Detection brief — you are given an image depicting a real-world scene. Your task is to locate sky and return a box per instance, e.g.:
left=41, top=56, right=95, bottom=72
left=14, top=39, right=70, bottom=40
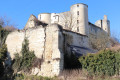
left=0, top=0, right=120, bottom=39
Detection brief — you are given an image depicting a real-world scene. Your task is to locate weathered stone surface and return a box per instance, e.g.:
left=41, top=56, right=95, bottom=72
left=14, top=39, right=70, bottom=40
left=24, top=15, right=37, bottom=29
left=44, top=26, right=53, bottom=61
left=6, top=31, right=25, bottom=59
left=63, top=30, right=89, bottom=55
left=26, top=27, right=45, bottom=58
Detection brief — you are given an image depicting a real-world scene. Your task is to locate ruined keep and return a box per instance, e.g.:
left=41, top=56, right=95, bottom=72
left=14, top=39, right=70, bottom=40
left=6, top=3, right=110, bottom=77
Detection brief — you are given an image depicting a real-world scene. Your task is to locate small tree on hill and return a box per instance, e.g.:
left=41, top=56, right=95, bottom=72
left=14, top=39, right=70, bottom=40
left=59, top=12, right=77, bottom=31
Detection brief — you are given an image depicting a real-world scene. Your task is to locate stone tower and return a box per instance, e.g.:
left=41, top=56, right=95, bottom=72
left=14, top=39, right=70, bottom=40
left=70, top=3, right=89, bottom=36
left=38, top=13, right=51, bottom=24
left=102, top=15, right=110, bottom=36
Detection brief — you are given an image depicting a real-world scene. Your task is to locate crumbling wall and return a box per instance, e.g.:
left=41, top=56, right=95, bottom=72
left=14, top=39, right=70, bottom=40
left=6, top=24, right=64, bottom=77
left=63, top=30, right=89, bottom=55
left=6, top=31, right=25, bottom=59
left=5, top=22, right=110, bottom=77
left=39, top=24, right=64, bottom=76
left=26, top=27, right=45, bottom=58
left=6, top=26, right=45, bottom=59
left=24, top=15, right=38, bottom=29
left=89, top=23, right=110, bottom=50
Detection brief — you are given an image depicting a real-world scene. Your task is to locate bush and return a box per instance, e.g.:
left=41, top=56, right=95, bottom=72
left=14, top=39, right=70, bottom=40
left=0, top=25, right=11, bottom=79
left=12, top=38, right=36, bottom=73
left=79, top=49, right=120, bottom=76
left=0, top=25, right=10, bottom=48
left=0, top=44, right=7, bottom=78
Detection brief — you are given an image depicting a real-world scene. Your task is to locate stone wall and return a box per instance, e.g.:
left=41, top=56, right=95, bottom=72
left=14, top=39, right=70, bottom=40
left=25, top=15, right=38, bottom=29
left=89, top=22, right=110, bottom=49
left=6, top=24, right=64, bottom=77
left=63, top=29, right=89, bottom=55
left=6, top=30, right=25, bottom=59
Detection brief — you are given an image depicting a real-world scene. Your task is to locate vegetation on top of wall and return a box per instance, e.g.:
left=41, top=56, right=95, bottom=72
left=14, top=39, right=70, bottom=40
left=0, top=16, right=17, bottom=31
left=79, top=49, right=120, bottom=76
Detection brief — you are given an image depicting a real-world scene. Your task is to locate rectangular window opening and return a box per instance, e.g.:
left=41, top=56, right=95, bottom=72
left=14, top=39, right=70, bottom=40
left=77, top=11, right=79, bottom=15
left=40, top=15, right=41, bottom=20
left=77, top=27, right=79, bottom=32
left=77, top=20, right=79, bottom=24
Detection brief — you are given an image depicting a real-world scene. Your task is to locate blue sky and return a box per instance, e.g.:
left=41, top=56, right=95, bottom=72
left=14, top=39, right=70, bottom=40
left=0, top=0, right=120, bottom=38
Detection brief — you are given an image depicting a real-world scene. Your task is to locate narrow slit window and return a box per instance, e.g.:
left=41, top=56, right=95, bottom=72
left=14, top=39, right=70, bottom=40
left=77, top=27, right=79, bottom=32
left=40, top=15, right=41, bottom=20
left=65, top=22, right=67, bottom=27
left=57, top=15, right=59, bottom=22
left=77, top=11, right=79, bottom=15
left=77, top=20, right=79, bottom=24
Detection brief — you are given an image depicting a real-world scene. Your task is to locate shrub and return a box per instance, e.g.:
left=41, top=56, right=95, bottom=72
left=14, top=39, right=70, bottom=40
left=0, top=25, right=11, bottom=79
left=0, top=44, right=7, bottom=78
left=79, top=49, right=120, bottom=76
left=12, top=38, right=36, bottom=73
left=0, top=44, right=7, bottom=60
left=0, top=25, right=10, bottom=47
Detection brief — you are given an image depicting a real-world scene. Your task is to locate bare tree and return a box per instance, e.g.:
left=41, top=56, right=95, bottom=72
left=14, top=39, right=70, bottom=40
left=0, top=16, right=17, bottom=31
left=0, top=17, right=5, bottom=26
left=59, top=12, right=77, bottom=31
left=89, top=31, right=110, bottom=50
left=0, top=16, right=17, bottom=47
left=4, top=25, right=17, bottom=31
left=110, top=31, right=120, bottom=46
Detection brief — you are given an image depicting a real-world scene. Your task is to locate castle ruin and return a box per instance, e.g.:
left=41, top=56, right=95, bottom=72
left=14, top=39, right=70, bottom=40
left=6, top=3, right=110, bottom=77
